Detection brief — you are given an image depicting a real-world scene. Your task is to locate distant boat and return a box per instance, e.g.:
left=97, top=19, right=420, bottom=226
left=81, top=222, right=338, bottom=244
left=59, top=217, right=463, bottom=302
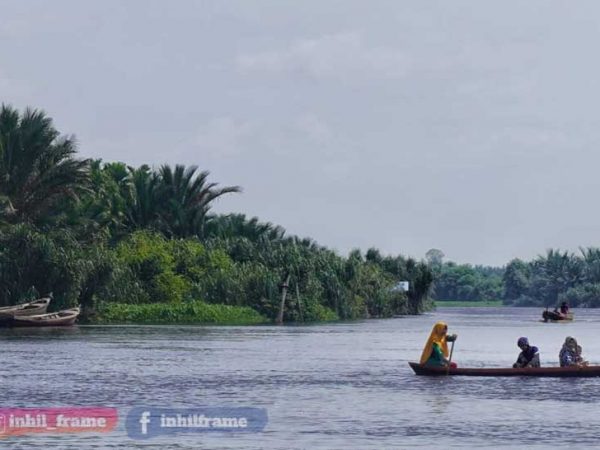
left=409, top=362, right=600, bottom=377
left=8, top=307, right=80, bottom=327
left=0, top=298, right=51, bottom=318
left=542, top=310, right=574, bottom=322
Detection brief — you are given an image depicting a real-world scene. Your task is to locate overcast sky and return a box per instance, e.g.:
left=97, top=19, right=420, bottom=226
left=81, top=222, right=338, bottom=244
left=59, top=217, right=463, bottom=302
left=2, top=1, right=600, bottom=266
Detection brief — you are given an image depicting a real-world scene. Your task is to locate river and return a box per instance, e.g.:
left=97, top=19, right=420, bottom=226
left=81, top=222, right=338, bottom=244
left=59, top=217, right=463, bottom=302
left=2, top=307, right=600, bottom=449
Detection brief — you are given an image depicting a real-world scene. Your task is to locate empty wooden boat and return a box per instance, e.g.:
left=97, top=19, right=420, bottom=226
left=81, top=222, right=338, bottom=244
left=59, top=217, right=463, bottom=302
left=9, top=307, right=80, bottom=327
left=409, top=362, right=600, bottom=377
left=0, top=298, right=51, bottom=318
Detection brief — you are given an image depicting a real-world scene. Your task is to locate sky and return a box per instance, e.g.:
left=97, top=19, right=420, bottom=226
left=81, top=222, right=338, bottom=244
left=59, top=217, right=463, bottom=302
left=1, top=0, right=600, bottom=266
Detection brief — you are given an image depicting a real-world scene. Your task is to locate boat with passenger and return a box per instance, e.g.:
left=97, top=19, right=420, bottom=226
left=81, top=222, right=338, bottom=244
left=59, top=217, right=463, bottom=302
left=409, top=362, right=600, bottom=377
left=542, top=301, right=573, bottom=322
left=542, top=310, right=574, bottom=322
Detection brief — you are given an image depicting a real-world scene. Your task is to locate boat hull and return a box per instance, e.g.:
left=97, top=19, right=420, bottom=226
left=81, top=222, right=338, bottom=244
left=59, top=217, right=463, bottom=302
left=0, top=298, right=51, bottom=318
left=542, top=311, right=574, bottom=322
left=408, top=362, right=600, bottom=377
left=8, top=307, right=80, bottom=327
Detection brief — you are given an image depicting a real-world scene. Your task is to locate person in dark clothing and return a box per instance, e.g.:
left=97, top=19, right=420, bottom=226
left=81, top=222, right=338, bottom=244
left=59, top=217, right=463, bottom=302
left=560, top=302, right=569, bottom=315
left=513, top=337, right=540, bottom=368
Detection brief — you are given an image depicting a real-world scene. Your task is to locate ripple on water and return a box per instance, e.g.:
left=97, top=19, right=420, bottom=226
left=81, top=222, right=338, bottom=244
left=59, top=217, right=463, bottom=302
left=2, top=307, right=600, bottom=448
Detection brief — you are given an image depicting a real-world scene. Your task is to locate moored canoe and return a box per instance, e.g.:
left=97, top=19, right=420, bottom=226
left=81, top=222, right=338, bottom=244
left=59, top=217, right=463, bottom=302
left=8, top=307, right=80, bottom=327
left=408, top=362, right=600, bottom=377
left=0, top=298, right=51, bottom=318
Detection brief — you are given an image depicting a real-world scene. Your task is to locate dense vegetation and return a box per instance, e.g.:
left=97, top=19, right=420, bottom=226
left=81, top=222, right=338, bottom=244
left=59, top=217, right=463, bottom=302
left=502, top=249, right=600, bottom=307
left=0, top=105, right=434, bottom=323
left=430, top=248, right=600, bottom=308
left=431, top=262, right=503, bottom=302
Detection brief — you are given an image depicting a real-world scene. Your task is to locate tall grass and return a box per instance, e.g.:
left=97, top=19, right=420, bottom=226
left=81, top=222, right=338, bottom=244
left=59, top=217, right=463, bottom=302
left=94, top=301, right=267, bottom=325
left=434, top=300, right=503, bottom=307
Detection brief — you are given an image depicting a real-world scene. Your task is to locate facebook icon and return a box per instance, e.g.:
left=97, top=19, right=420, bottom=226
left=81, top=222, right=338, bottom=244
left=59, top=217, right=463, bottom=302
left=139, top=411, right=151, bottom=436
left=126, top=407, right=268, bottom=440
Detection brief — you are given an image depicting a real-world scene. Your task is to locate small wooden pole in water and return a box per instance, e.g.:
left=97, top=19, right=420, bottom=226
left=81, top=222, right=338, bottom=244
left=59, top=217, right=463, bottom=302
left=446, top=340, right=455, bottom=375
left=295, top=280, right=303, bottom=322
left=276, top=274, right=290, bottom=325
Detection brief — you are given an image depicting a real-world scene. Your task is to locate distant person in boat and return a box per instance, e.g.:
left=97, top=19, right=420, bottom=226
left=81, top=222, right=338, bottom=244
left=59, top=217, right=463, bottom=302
left=559, top=336, right=588, bottom=367
left=513, top=337, right=540, bottom=368
left=420, top=321, right=457, bottom=367
left=560, top=302, right=569, bottom=315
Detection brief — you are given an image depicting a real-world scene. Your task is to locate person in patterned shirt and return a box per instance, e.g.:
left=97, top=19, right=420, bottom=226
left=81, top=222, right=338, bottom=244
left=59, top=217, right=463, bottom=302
left=560, top=336, right=587, bottom=367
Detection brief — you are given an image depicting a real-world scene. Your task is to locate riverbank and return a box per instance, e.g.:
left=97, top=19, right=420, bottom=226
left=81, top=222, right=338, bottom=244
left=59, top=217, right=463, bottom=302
left=91, top=301, right=268, bottom=325
left=434, top=300, right=503, bottom=307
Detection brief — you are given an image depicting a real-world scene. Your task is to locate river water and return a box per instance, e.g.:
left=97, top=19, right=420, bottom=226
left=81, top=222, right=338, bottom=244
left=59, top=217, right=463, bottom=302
left=2, top=306, right=600, bottom=449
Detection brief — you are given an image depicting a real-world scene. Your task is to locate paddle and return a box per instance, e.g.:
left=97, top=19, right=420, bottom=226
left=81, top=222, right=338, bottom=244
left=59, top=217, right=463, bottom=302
left=446, top=339, right=455, bottom=375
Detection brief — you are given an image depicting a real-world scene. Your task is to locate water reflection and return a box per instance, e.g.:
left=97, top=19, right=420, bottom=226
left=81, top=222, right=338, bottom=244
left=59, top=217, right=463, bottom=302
left=2, top=307, right=600, bottom=448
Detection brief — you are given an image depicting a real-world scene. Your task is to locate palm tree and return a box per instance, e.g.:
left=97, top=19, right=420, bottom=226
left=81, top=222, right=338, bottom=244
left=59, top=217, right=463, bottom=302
left=580, top=247, right=600, bottom=283
left=204, top=213, right=285, bottom=241
left=0, top=105, right=90, bottom=225
left=533, top=249, right=582, bottom=306
left=123, top=165, right=161, bottom=231
left=157, top=164, right=241, bottom=238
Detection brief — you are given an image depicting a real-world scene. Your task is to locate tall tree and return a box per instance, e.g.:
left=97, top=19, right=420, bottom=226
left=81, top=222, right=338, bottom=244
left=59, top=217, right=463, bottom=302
left=123, top=164, right=161, bottom=231
left=425, top=248, right=445, bottom=268
left=0, top=105, right=90, bottom=225
left=204, top=213, right=285, bottom=242
left=157, top=164, right=240, bottom=238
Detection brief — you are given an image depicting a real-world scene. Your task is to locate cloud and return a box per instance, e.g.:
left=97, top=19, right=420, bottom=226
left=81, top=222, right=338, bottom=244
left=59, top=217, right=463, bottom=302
left=236, top=32, right=410, bottom=82
left=0, top=10, right=65, bottom=39
left=0, top=70, right=11, bottom=92
left=0, top=68, right=30, bottom=98
left=195, top=117, right=258, bottom=157
left=293, top=113, right=334, bottom=145
left=195, top=114, right=339, bottom=157
left=191, top=113, right=359, bottom=180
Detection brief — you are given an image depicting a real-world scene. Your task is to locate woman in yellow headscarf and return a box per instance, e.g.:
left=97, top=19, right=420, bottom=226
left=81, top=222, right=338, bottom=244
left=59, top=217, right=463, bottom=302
left=419, top=321, right=458, bottom=366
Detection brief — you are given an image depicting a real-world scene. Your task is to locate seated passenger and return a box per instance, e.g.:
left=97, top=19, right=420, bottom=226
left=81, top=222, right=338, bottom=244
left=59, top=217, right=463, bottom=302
left=576, top=344, right=588, bottom=367
left=419, top=321, right=457, bottom=367
left=560, top=301, right=569, bottom=315
left=560, top=336, right=586, bottom=367
left=513, top=337, right=540, bottom=368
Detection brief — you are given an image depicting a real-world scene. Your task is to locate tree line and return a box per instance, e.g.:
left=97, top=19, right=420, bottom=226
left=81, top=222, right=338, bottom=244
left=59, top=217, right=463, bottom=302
left=503, top=249, right=600, bottom=307
left=0, top=105, right=434, bottom=322
left=430, top=248, right=600, bottom=307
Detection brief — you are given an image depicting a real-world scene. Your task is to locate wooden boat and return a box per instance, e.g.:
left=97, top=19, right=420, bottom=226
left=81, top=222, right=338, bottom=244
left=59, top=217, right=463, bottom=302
left=0, top=298, right=51, bottom=318
left=542, top=310, right=574, bottom=322
left=8, top=307, right=80, bottom=327
left=409, top=362, right=600, bottom=377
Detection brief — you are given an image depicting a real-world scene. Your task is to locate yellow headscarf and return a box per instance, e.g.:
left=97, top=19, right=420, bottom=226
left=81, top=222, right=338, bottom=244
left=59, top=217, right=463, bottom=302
left=419, top=321, right=450, bottom=364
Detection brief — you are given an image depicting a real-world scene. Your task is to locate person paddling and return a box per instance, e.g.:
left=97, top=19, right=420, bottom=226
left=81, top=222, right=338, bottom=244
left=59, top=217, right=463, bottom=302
left=420, top=321, right=457, bottom=367
left=513, top=337, right=540, bottom=368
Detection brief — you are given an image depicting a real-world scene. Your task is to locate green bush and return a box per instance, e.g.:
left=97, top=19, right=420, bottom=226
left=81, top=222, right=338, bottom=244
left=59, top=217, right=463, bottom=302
left=114, top=231, right=191, bottom=303
left=560, top=283, right=600, bottom=307
left=94, top=301, right=267, bottom=325
left=302, top=302, right=339, bottom=322
left=0, top=225, right=85, bottom=309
